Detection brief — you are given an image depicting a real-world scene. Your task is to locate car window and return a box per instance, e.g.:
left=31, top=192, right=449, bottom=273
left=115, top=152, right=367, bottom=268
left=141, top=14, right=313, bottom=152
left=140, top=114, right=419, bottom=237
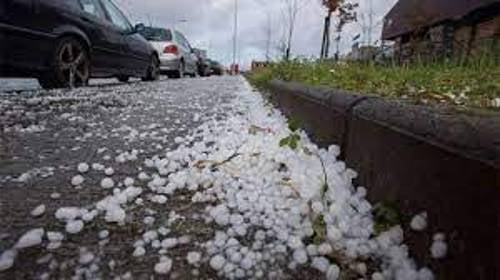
left=78, top=0, right=105, bottom=18
left=100, top=0, right=132, bottom=31
left=174, top=31, right=184, bottom=48
left=175, top=31, right=190, bottom=50
left=180, top=34, right=191, bottom=50
left=140, top=27, right=172, bottom=42
left=182, top=34, right=192, bottom=50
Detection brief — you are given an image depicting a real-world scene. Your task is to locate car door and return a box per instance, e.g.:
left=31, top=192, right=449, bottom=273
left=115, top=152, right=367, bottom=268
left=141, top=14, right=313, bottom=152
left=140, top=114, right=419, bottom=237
left=99, top=0, right=140, bottom=76
left=175, top=31, right=196, bottom=74
left=2, top=0, right=41, bottom=70
left=74, top=0, right=120, bottom=76
left=183, top=37, right=198, bottom=74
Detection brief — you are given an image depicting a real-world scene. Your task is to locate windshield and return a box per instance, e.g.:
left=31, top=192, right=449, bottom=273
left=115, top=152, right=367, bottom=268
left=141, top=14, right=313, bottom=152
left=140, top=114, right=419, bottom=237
left=139, top=27, right=172, bottom=41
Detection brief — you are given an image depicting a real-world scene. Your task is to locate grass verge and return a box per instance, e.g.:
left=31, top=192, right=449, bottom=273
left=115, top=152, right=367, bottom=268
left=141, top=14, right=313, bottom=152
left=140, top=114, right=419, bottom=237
left=247, top=58, right=500, bottom=110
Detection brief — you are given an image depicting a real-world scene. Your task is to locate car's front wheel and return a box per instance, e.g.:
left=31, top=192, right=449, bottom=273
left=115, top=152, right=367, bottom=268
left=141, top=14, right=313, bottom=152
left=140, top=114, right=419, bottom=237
left=117, top=76, right=130, bottom=83
left=39, top=37, right=90, bottom=89
left=142, top=55, right=160, bottom=82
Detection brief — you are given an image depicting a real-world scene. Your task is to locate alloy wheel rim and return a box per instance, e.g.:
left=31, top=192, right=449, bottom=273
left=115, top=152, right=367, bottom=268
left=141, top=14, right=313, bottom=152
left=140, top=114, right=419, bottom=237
left=58, top=42, right=89, bottom=87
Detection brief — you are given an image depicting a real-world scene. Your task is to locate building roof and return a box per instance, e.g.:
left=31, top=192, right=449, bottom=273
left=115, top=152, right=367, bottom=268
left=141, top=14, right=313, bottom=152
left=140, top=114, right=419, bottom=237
left=382, top=0, right=500, bottom=40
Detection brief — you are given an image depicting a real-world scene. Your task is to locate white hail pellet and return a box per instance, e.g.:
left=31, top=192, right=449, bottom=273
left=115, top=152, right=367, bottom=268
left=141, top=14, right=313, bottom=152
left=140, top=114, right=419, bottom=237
left=15, top=228, right=44, bottom=249
left=77, top=163, right=90, bottom=173
left=430, top=240, right=447, bottom=259
left=50, top=192, right=61, bottom=199
left=124, top=177, right=134, bottom=186
left=47, top=231, right=64, bottom=242
left=410, top=212, right=428, bottom=231
left=154, top=257, right=173, bottom=274
left=292, top=249, right=308, bottom=264
left=161, top=238, right=178, bottom=249
left=186, top=252, right=202, bottom=265
left=92, top=163, right=105, bottom=171
left=31, top=204, right=46, bottom=217
left=71, top=175, right=84, bottom=186
left=133, top=246, right=146, bottom=257
left=79, top=251, right=95, bottom=265
left=326, top=264, right=340, bottom=280
left=104, top=167, right=114, bottom=176
left=0, top=250, right=17, bottom=272
left=100, top=178, right=114, bottom=189
left=65, top=220, right=84, bottom=234
left=98, top=230, right=109, bottom=239
left=209, top=255, right=226, bottom=271
left=311, top=257, right=330, bottom=273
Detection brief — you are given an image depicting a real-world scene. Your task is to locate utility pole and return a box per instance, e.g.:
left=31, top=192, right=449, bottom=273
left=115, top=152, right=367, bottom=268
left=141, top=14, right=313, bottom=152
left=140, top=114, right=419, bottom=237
left=265, top=13, right=272, bottom=61
left=232, top=0, right=239, bottom=74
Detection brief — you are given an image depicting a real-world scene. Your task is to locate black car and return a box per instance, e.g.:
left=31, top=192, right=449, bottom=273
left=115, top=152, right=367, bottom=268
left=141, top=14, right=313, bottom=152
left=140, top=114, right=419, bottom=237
left=193, top=48, right=210, bottom=77
left=0, top=0, right=159, bottom=89
left=208, top=59, right=224, bottom=76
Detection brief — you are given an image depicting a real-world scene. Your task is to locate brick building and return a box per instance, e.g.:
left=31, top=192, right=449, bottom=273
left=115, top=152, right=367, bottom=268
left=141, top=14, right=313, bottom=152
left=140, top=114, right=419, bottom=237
left=382, top=0, right=500, bottom=62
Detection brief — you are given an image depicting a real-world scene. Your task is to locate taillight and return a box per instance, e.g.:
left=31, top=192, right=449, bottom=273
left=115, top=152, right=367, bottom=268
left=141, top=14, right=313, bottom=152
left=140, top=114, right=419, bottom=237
left=163, top=45, right=179, bottom=55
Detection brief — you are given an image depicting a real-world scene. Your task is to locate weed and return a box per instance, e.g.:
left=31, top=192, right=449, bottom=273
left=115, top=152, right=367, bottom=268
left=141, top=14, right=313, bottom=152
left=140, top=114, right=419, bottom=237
left=279, top=133, right=300, bottom=150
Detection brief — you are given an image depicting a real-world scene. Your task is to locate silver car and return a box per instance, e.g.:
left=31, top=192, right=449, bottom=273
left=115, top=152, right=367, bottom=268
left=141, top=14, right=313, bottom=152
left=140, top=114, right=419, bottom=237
left=138, top=26, right=198, bottom=78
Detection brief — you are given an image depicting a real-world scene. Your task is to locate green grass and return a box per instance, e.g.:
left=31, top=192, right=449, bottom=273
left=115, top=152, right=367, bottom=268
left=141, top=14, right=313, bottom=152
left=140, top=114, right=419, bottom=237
left=248, top=58, right=500, bottom=110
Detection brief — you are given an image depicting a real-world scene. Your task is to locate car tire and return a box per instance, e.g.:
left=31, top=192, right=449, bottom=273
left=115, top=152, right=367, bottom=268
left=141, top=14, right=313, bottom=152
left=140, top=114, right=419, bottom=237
left=171, top=61, right=185, bottom=79
left=142, top=55, right=160, bottom=82
left=39, top=37, right=90, bottom=89
left=117, top=76, right=130, bottom=83
left=37, top=75, right=56, bottom=89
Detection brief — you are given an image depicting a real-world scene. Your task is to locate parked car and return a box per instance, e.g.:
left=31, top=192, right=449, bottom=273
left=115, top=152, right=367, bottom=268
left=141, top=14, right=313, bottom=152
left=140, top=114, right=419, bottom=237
left=192, top=48, right=210, bottom=77
left=0, top=0, right=160, bottom=89
left=208, top=60, right=224, bottom=76
left=138, top=27, right=198, bottom=78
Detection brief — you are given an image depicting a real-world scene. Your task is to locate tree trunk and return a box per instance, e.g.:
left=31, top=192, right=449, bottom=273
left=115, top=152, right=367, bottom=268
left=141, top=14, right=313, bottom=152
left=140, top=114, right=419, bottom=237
left=320, top=11, right=332, bottom=59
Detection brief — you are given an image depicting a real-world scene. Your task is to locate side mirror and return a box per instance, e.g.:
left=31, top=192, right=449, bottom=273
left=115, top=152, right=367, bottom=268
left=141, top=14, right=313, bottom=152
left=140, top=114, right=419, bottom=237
left=134, top=23, right=145, bottom=33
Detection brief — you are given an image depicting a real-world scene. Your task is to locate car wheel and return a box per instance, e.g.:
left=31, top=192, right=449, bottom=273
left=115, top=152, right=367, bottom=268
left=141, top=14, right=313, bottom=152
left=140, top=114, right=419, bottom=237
left=40, top=37, right=90, bottom=89
left=37, top=75, right=56, bottom=89
left=171, top=61, right=185, bottom=79
left=117, top=76, right=130, bottom=83
left=142, top=55, right=160, bottom=82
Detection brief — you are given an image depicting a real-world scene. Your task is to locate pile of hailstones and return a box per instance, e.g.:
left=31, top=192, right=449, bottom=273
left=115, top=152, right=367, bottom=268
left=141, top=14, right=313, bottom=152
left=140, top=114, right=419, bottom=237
left=0, top=82, right=446, bottom=279
left=142, top=86, right=444, bottom=279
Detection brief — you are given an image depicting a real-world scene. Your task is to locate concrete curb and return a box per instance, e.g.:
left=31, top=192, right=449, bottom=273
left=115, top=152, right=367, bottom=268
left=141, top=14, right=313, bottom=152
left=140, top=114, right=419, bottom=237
left=267, top=79, right=500, bottom=168
left=263, top=79, right=500, bottom=280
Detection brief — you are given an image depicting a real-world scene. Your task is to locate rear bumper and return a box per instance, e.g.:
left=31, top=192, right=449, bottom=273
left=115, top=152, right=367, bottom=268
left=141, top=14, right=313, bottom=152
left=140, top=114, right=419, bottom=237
left=159, top=55, right=180, bottom=71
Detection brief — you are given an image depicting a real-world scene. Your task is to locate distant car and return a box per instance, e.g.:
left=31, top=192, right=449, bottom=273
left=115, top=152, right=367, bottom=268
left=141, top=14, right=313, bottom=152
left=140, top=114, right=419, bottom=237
left=138, top=27, right=198, bottom=78
left=208, top=60, right=224, bottom=76
left=192, top=48, right=210, bottom=77
left=0, top=0, right=160, bottom=89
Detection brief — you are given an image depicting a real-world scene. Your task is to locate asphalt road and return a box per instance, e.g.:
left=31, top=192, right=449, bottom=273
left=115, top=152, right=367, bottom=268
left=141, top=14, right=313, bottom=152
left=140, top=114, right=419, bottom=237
left=0, top=76, right=240, bottom=279
left=0, top=76, right=437, bottom=280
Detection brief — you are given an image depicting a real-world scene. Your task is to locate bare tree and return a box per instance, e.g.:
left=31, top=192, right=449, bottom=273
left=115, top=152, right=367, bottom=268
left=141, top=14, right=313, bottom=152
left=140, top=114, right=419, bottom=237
left=320, top=0, right=358, bottom=59
left=320, top=0, right=339, bottom=59
left=334, top=2, right=358, bottom=60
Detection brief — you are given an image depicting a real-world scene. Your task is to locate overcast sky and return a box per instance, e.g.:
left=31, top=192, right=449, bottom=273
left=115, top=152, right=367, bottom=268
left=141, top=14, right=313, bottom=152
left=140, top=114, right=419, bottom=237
left=115, top=0, right=398, bottom=68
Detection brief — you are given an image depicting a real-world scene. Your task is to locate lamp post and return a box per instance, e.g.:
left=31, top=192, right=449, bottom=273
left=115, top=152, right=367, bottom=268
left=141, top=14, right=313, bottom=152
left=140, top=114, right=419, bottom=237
left=232, top=0, right=239, bottom=74
left=175, top=19, right=188, bottom=31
